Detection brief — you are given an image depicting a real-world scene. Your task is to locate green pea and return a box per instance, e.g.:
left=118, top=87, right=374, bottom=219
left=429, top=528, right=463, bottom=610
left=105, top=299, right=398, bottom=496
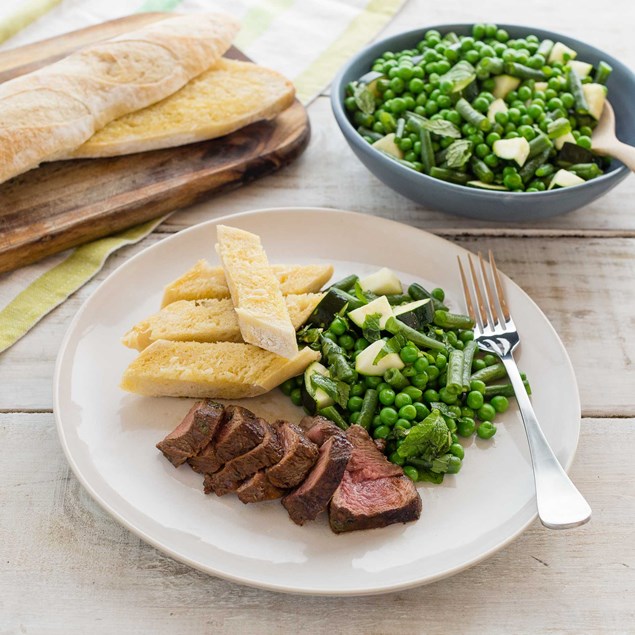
left=411, top=372, right=429, bottom=389
left=466, top=390, right=484, bottom=409
left=372, top=414, right=382, bottom=428
left=290, top=388, right=303, bottom=407
left=473, top=97, right=490, bottom=113
left=450, top=443, right=465, bottom=460
left=423, top=388, right=440, bottom=403
left=477, top=403, right=496, bottom=421
left=457, top=416, right=476, bottom=437
left=376, top=381, right=391, bottom=393
left=465, top=49, right=480, bottom=64
left=322, top=331, right=338, bottom=343
left=399, top=404, right=417, bottom=420
left=439, top=387, right=459, bottom=404
left=394, top=393, right=412, bottom=408
left=413, top=356, right=429, bottom=373
left=472, top=358, right=486, bottom=371
left=444, top=415, right=457, bottom=432
left=403, top=465, right=419, bottom=481
left=477, top=421, right=497, bottom=439
left=490, top=395, right=510, bottom=413
left=447, top=455, right=462, bottom=474
left=394, top=418, right=412, bottom=430
left=414, top=402, right=431, bottom=421
left=435, top=354, right=447, bottom=370
left=402, top=386, right=423, bottom=401
left=431, top=287, right=445, bottom=301
left=451, top=432, right=459, bottom=444
left=354, top=337, right=369, bottom=351
left=379, top=388, right=396, bottom=406
left=373, top=425, right=391, bottom=440
left=461, top=406, right=475, bottom=418
left=470, top=379, right=486, bottom=394
left=448, top=405, right=462, bottom=418
left=517, top=85, right=532, bottom=101
left=389, top=451, right=405, bottom=466
left=338, top=334, right=355, bottom=351
left=280, top=378, right=295, bottom=396
left=349, top=412, right=361, bottom=424
left=483, top=153, right=500, bottom=168
left=577, top=135, right=592, bottom=150
left=365, top=376, right=383, bottom=389
left=427, top=365, right=440, bottom=381
left=379, top=407, right=398, bottom=426
left=347, top=396, right=364, bottom=412
left=349, top=382, right=365, bottom=397
left=483, top=354, right=498, bottom=366
left=399, top=345, right=419, bottom=364
left=459, top=330, right=474, bottom=342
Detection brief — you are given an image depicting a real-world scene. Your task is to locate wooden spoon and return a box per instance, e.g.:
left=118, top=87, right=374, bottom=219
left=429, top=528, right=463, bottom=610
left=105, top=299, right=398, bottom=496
left=592, top=101, right=635, bottom=171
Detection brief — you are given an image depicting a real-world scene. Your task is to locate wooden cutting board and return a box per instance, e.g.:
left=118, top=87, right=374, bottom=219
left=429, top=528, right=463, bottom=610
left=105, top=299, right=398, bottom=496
left=0, top=13, right=310, bottom=273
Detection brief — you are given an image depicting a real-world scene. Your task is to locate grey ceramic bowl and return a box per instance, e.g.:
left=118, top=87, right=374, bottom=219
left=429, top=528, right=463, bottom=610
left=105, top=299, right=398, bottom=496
left=331, top=24, right=635, bottom=221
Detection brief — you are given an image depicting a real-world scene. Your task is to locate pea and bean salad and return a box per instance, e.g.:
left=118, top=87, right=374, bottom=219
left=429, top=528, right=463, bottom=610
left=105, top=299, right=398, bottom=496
left=280, top=268, right=531, bottom=484
left=344, top=23, right=613, bottom=192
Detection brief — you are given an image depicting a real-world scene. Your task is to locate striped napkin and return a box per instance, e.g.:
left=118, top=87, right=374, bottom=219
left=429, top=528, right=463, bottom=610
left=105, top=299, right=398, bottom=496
left=0, top=0, right=405, bottom=354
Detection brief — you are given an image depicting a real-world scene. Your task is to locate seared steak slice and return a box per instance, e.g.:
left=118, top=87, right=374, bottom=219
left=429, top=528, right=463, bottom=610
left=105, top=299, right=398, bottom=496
left=204, top=423, right=283, bottom=496
left=156, top=400, right=224, bottom=467
left=299, top=415, right=344, bottom=447
left=282, top=434, right=352, bottom=526
left=236, top=471, right=286, bottom=504
left=214, top=405, right=266, bottom=464
left=328, top=425, right=421, bottom=533
left=266, top=421, right=319, bottom=489
left=187, top=442, right=219, bottom=474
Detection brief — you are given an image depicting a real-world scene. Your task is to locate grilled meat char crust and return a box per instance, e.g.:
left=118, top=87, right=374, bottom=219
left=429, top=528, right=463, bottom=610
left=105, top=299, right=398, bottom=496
left=329, top=425, right=422, bottom=533
left=266, top=421, right=319, bottom=489
left=282, top=434, right=352, bottom=526
left=204, top=422, right=283, bottom=496
left=156, top=400, right=224, bottom=467
left=236, top=470, right=286, bottom=504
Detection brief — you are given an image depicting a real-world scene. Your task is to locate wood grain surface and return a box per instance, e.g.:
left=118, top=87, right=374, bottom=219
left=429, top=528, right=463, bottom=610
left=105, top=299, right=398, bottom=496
left=0, top=16, right=310, bottom=273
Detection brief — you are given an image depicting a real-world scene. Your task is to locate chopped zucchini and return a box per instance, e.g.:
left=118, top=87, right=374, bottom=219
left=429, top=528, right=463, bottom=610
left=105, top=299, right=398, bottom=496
left=392, top=298, right=434, bottom=330
left=581, top=83, right=607, bottom=119
left=348, top=295, right=393, bottom=329
left=533, top=81, right=548, bottom=93
left=492, top=137, right=530, bottom=167
left=567, top=60, right=592, bottom=78
left=355, top=339, right=405, bottom=376
left=554, top=131, right=576, bottom=150
left=358, top=70, right=384, bottom=97
left=558, top=142, right=598, bottom=165
left=492, top=75, right=521, bottom=99
left=548, top=42, right=577, bottom=64
left=359, top=267, right=402, bottom=295
left=372, top=133, right=403, bottom=159
left=302, top=362, right=334, bottom=413
left=308, top=287, right=363, bottom=327
left=487, top=98, right=508, bottom=122
left=548, top=169, right=585, bottom=190
left=467, top=180, right=509, bottom=191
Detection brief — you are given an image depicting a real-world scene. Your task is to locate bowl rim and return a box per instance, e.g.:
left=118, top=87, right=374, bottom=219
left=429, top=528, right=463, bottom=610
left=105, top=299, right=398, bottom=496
left=331, top=22, right=633, bottom=198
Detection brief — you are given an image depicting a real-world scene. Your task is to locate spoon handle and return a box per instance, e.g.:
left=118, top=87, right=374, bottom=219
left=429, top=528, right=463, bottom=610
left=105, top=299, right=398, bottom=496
left=604, top=140, right=635, bottom=172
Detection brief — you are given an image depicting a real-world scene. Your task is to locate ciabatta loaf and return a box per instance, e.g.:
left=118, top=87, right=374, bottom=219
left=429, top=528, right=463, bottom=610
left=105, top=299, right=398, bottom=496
left=216, top=225, right=298, bottom=359
left=122, top=293, right=323, bottom=351
left=161, top=259, right=333, bottom=307
left=68, top=59, right=295, bottom=158
left=0, top=13, right=239, bottom=184
left=120, top=340, right=320, bottom=399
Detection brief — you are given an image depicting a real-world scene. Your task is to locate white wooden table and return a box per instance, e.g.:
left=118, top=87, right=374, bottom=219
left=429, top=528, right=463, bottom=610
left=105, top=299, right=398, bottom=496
left=2, top=2, right=635, bottom=632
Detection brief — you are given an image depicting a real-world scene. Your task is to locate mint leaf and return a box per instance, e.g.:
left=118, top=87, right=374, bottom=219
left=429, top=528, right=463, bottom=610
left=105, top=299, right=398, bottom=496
left=373, top=332, right=407, bottom=364
left=362, top=313, right=382, bottom=343
left=445, top=139, right=473, bottom=168
left=354, top=83, right=375, bottom=115
left=439, top=60, right=476, bottom=92
left=296, top=324, right=323, bottom=349
left=406, top=111, right=461, bottom=138
left=310, top=374, right=350, bottom=408
left=430, top=402, right=458, bottom=419
left=397, top=410, right=452, bottom=461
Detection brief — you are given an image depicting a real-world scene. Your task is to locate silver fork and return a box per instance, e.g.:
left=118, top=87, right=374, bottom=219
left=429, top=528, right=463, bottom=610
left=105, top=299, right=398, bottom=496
left=458, top=251, right=591, bottom=529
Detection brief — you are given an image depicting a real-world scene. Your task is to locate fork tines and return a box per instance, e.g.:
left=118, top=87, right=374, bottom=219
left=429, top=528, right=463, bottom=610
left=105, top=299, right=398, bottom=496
left=458, top=250, right=511, bottom=334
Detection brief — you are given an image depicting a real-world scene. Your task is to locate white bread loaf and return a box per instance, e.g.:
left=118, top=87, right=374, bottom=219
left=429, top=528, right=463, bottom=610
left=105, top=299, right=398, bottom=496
left=120, top=340, right=320, bottom=399
left=0, top=13, right=239, bottom=184
left=122, top=292, right=323, bottom=351
left=161, top=259, right=333, bottom=307
left=67, top=58, right=295, bottom=158
left=216, top=225, right=298, bottom=359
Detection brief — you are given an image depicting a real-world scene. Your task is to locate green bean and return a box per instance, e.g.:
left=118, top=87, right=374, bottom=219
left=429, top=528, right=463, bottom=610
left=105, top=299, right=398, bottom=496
left=536, top=39, right=554, bottom=58
left=534, top=162, right=556, bottom=178
left=519, top=148, right=550, bottom=183
left=470, top=361, right=507, bottom=383
left=470, top=156, right=495, bottom=183
left=318, top=406, right=349, bottom=430
left=383, top=368, right=410, bottom=390
left=547, top=117, right=572, bottom=139
left=567, top=67, right=589, bottom=114
left=429, top=166, right=471, bottom=185
left=385, top=293, right=412, bottom=305
left=594, top=60, right=612, bottom=85
left=568, top=162, right=603, bottom=180
left=357, top=127, right=383, bottom=142
left=480, top=57, right=504, bottom=74
left=329, top=274, right=359, bottom=291
left=433, top=310, right=475, bottom=330
left=446, top=349, right=465, bottom=395
left=527, top=133, right=553, bottom=158
left=503, top=62, right=545, bottom=81
left=395, top=117, right=406, bottom=140
left=461, top=340, right=478, bottom=391
left=358, top=388, right=378, bottom=429
left=408, top=282, right=448, bottom=311
left=321, top=336, right=356, bottom=383
left=384, top=316, right=447, bottom=351
left=456, top=97, right=491, bottom=131
left=484, top=380, right=531, bottom=398
left=420, top=128, right=436, bottom=174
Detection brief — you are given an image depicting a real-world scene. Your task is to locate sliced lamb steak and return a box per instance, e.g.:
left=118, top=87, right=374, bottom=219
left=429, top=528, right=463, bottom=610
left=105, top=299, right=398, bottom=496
left=204, top=422, right=283, bottom=496
left=236, top=471, right=286, bottom=504
left=156, top=400, right=224, bottom=467
left=299, top=415, right=344, bottom=447
left=328, top=425, right=422, bottom=533
left=266, top=421, right=319, bottom=489
left=282, top=434, right=352, bottom=526
left=189, top=405, right=266, bottom=475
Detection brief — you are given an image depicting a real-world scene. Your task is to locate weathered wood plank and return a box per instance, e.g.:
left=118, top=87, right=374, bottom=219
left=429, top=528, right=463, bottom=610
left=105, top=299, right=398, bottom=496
left=2, top=236, right=633, bottom=417
left=1, top=413, right=633, bottom=634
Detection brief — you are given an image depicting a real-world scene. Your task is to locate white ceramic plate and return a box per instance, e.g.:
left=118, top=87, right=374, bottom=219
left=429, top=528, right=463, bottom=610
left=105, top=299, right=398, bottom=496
left=54, top=207, right=581, bottom=596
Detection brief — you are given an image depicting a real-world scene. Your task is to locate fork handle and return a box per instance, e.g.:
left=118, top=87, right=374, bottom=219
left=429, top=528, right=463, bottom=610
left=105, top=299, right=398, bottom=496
left=500, top=354, right=592, bottom=529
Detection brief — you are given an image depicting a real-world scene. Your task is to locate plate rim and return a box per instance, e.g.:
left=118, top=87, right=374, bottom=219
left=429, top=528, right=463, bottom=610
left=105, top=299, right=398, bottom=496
left=53, top=206, right=581, bottom=596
